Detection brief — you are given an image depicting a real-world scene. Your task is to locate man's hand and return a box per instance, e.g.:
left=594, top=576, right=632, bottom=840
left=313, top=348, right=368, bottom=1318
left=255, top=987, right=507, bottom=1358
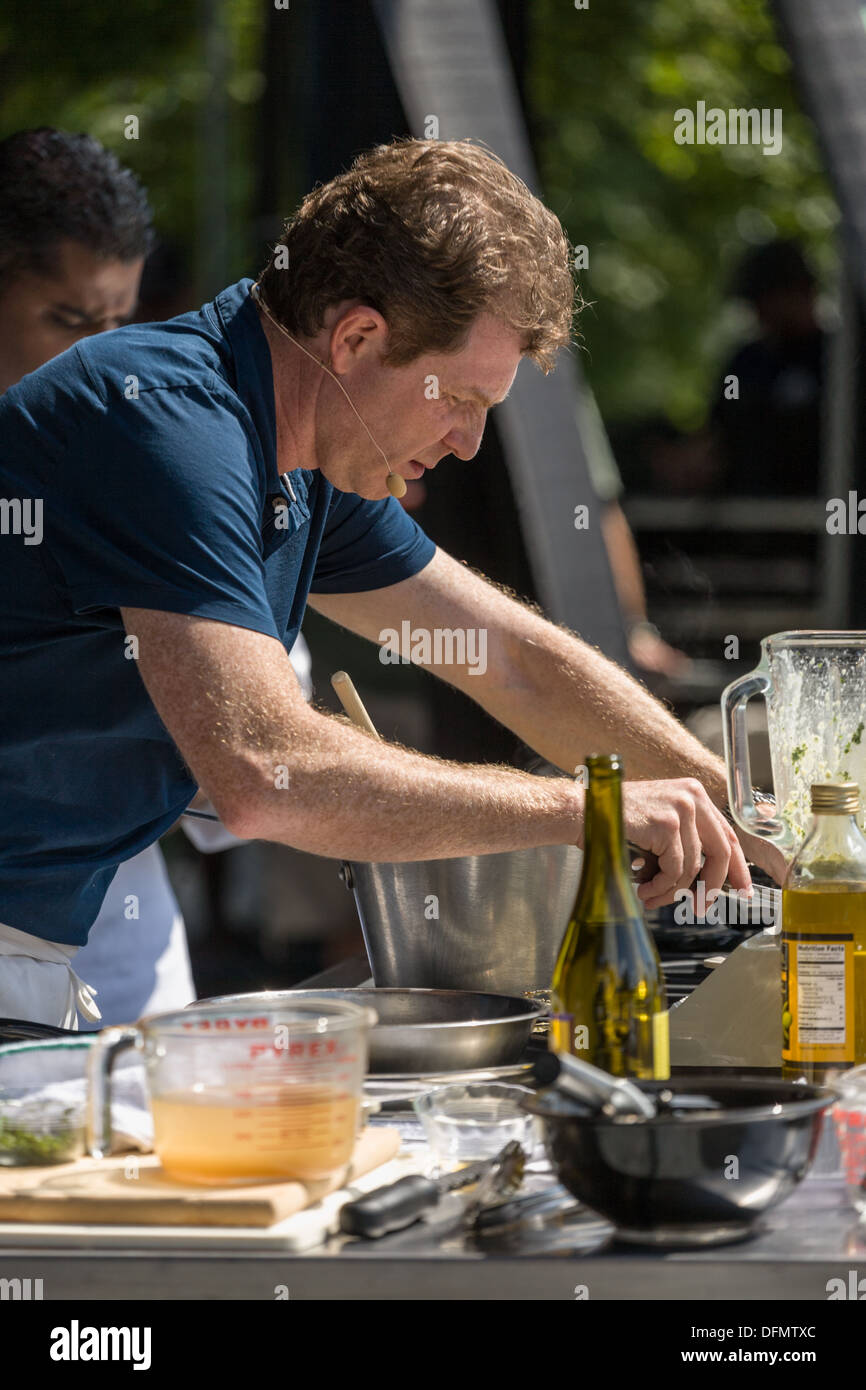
left=734, top=824, right=788, bottom=888
left=621, top=778, right=751, bottom=910
left=627, top=625, right=692, bottom=679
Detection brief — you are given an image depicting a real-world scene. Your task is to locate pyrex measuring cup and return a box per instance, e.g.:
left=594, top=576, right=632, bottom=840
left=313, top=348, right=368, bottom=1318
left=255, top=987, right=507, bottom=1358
left=723, top=631, right=866, bottom=859
left=85, top=998, right=377, bottom=1183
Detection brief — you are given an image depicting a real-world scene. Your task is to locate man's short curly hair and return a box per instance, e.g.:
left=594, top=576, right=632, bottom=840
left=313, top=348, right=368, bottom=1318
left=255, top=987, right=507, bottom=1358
left=258, top=138, right=576, bottom=372
left=0, top=128, right=154, bottom=282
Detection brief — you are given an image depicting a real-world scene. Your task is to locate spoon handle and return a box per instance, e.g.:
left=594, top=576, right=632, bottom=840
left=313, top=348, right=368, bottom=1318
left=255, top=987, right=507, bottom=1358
left=548, top=1050, right=657, bottom=1118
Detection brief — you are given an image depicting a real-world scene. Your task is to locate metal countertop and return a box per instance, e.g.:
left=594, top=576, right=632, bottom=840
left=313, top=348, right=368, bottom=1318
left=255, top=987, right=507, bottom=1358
left=1, top=951, right=862, bottom=1300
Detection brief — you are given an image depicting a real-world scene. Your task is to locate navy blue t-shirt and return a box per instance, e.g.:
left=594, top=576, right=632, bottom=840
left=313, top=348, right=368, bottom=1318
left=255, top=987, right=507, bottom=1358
left=0, top=278, right=435, bottom=943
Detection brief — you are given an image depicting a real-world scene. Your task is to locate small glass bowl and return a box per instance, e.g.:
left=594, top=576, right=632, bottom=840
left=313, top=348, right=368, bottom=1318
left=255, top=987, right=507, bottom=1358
left=0, top=1038, right=94, bottom=1167
left=412, top=1082, right=537, bottom=1169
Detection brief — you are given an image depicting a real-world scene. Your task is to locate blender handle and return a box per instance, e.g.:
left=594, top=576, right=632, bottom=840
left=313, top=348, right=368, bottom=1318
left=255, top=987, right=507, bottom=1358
left=84, top=1026, right=140, bottom=1159
left=721, top=669, right=787, bottom=844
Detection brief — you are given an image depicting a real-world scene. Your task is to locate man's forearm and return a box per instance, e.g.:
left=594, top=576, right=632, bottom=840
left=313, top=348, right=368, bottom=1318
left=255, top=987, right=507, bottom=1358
left=127, top=607, right=766, bottom=894
left=308, top=555, right=725, bottom=802
left=230, top=711, right=584, bottom=860
left=470, top=628, right=791, bottom=880
left=488, top=613, right=728, bottom=802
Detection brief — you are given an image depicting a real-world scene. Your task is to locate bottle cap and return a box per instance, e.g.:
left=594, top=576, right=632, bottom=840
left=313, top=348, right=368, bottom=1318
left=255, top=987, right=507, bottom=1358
left=810, top=782, right=860, bottom=814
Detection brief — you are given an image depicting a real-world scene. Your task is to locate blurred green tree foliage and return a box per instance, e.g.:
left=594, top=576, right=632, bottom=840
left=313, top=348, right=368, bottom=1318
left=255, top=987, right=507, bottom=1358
left=0, top=0, right=838, bottom=429
left=529, top=0, right=838, bottom=429
left=0, top=0, right=264, bottom=293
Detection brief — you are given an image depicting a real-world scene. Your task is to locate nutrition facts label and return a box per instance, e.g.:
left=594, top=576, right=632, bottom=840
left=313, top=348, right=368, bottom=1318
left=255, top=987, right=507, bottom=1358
left=796, top=942, right=847, bottom=1044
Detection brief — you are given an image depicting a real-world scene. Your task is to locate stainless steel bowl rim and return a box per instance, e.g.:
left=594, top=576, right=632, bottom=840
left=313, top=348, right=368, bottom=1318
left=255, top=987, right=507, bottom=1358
left=524, top=1077, right=838, bottom=1127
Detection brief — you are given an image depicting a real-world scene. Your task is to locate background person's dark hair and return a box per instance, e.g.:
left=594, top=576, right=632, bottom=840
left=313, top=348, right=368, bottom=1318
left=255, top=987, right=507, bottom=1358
left=729, top=238, right=816, bottom=306
left=0, top=128, right=154, bottom=283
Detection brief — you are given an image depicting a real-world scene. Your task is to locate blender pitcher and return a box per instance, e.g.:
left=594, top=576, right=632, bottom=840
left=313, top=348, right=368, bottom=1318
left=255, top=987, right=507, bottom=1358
left=723, top=631, right=866, bottom=859
left=85, top=998, right=377, bottom=1184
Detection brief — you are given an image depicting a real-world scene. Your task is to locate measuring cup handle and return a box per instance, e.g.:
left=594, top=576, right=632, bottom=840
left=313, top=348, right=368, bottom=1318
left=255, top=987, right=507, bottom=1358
left=84, top=1026, right=139, bottom=1159
left=721, top=668, right=788, bottom=845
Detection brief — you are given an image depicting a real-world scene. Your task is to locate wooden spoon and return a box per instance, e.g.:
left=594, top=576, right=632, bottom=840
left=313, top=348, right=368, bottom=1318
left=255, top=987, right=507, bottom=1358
left=330, top=670, right=381, bottom=740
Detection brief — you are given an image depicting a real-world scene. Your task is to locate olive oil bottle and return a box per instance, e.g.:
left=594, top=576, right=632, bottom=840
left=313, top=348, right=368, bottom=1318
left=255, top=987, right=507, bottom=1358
left=782, top=781, right=866, bottom=1082
left=550, top=753, right=669, bottom=1079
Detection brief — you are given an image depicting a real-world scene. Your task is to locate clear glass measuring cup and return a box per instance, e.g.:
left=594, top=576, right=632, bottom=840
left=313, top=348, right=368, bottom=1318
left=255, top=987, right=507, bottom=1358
left=723, top=631, right=866, bottom=859
left=85, top=998, right=377, bottom=1184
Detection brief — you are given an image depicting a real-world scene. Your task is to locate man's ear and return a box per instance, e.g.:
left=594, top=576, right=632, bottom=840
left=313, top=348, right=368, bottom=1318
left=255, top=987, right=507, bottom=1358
left=329, top=304, right=389, bottom=371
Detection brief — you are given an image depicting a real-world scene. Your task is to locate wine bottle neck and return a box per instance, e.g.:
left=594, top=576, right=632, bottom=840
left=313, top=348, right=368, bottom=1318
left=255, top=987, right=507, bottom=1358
left=577, top=771, right=638, bottom=914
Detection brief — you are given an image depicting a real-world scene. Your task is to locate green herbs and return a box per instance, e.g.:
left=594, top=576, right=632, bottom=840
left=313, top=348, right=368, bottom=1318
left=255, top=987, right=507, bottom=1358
left=843, top=722, right=865, bottom=756
left=791, top=743, right=807, bottom=770
left=0, top=1114, right=79, bottom=1165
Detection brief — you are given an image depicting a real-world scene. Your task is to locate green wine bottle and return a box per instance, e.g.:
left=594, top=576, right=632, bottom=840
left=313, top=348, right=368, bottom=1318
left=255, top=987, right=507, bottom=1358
left=550, top=753, right=669, bottom=1078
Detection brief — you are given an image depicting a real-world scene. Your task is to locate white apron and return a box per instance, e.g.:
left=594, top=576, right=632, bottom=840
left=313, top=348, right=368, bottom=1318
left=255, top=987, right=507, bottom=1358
left=0, top=921, right=100, bottom=1029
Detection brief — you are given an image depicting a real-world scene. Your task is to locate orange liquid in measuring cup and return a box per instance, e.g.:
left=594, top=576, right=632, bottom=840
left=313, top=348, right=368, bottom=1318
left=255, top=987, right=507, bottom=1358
left=150, top=1085, right=359, bottom=1184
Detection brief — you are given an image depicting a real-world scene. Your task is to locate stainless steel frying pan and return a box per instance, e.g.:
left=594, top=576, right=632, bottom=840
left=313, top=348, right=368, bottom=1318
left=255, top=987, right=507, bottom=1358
left=189, top=987, right=545, bottom=1074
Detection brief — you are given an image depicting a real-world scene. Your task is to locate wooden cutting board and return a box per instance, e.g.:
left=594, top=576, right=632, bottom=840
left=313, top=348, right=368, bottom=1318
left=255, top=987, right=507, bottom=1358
left=0, top=1126, right=400, bottom=1228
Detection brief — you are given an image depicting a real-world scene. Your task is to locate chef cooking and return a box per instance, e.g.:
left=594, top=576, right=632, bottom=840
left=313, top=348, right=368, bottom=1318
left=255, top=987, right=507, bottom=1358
left=0, top=134, right=782, bottom=1028
left=0, top=126, right=316, bottom=1028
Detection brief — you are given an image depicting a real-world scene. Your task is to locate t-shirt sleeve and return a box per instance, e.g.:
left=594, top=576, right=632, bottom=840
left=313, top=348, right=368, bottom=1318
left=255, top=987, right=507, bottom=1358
left=310, top=491, right=436, bottom=593
left=38, top=376, right=280, bottom=639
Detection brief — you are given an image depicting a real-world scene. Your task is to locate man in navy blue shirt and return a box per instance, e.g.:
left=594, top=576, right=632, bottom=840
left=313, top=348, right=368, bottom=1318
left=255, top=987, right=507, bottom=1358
left=0, top=127, right=210, bottom=1028
left=0, top=137, right=774, bottom=1024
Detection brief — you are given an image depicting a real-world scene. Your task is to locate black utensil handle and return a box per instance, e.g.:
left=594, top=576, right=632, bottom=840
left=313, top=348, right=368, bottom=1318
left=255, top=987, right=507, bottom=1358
left=339, top=1175, right=439, bottom=1238
left=0, top=1016, right=79, bottom=1042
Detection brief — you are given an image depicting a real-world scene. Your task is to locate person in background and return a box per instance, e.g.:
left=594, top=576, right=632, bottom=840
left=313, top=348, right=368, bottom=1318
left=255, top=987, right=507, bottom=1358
left=400, top=376, right=689, bottom=681
left=575, top=377, right=691, bottom=679
left=0, top=129, right=149, bottom=394
left=711, top=239, right=826, bottom=496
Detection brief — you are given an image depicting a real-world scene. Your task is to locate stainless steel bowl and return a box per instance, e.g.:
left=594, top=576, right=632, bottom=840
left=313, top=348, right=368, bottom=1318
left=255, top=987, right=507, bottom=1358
left=189, top=988, right=545, bottom=1074
left=342, top=845, right=582, bottom=994
left=524, top=1076, right=835, bottom=1247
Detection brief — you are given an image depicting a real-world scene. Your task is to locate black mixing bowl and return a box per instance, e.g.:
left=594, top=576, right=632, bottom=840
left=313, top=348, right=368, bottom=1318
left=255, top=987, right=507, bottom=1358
left=524, top=1075, right=835, bottom=1247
